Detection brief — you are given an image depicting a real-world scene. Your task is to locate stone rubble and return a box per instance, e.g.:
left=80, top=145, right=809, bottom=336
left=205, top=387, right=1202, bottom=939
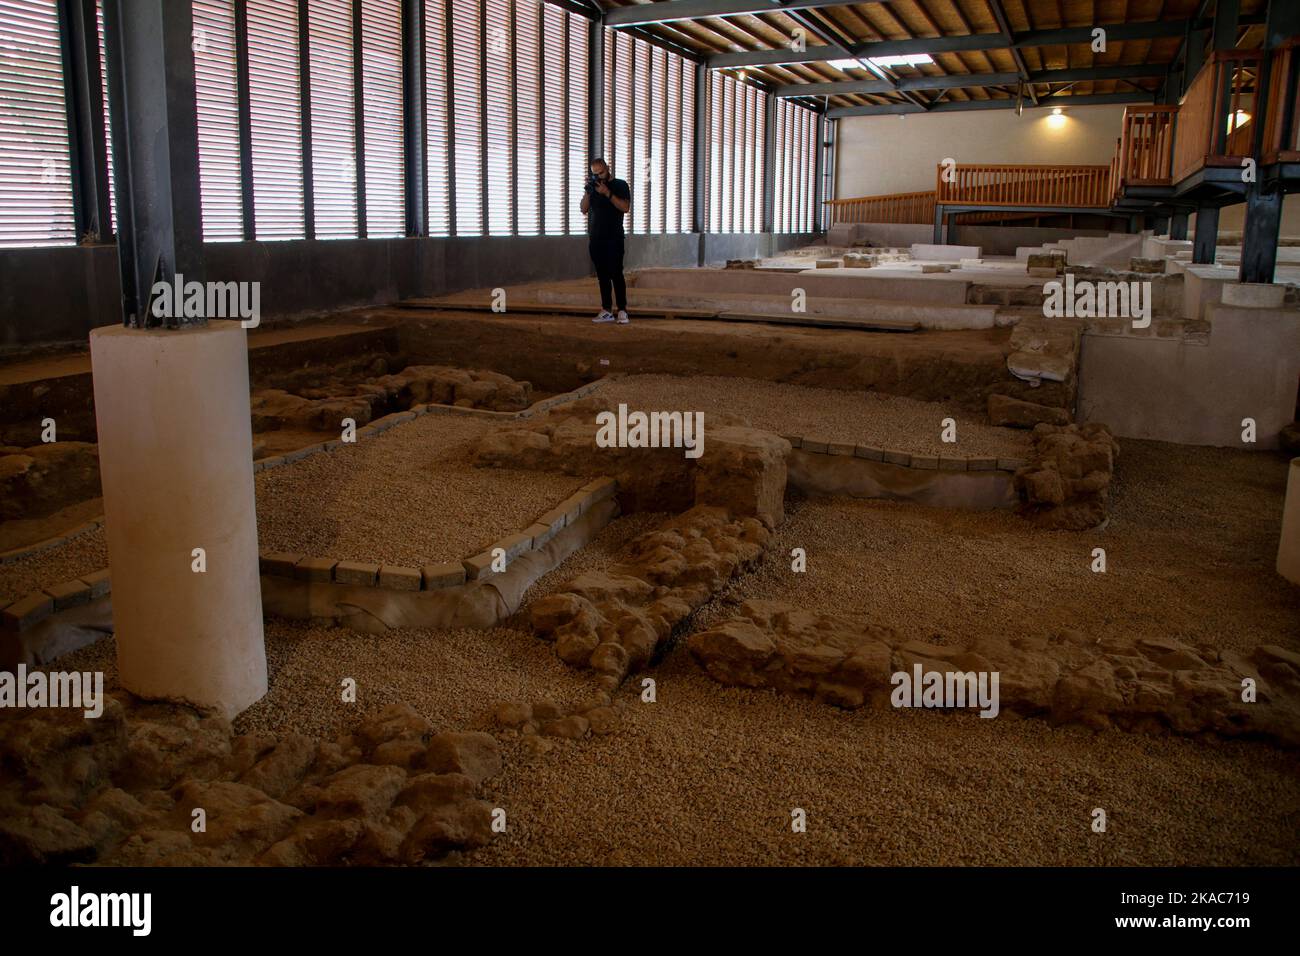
left=1014, top=422, right=1119, bottom=531
left=688, top=598, right=1300, bottom=746
left=529, top=505, right=772, bottom=686
left=0, top=697, right=500, bottom=866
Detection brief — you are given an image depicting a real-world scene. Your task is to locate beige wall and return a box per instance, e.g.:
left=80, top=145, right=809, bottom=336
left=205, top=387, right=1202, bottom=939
left=1216, top=199, right=1300, bottom=240
left=835, top=104, right=1126, bottom=198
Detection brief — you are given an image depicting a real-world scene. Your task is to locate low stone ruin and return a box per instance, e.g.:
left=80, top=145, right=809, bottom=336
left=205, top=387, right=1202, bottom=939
left=252, top=364, right=533, bottom=433
left=1014, top=422, right=1119, bottom=530
left=473, top=398, right=790, bottom=523
left=529, top=505, right=772, bottom=686
left=0, top=699, right=500, bottom=865
left=688, top=598, right=1300, bottom=745
left=987, top=393, right=1069, bottom=429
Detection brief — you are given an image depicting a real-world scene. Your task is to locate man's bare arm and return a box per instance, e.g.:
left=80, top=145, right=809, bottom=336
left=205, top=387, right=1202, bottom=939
left=580, top=193, right=591, bottom=215
left=610, top=193, right=630, bottom=213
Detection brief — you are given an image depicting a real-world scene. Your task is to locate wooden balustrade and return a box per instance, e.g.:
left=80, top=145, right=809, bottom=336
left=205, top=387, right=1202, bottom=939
left=935, top=163, right=1111, bottom=208
left=1172, top=49, right=1262, bottom=183
left=1263, top=39, right=1300, bottom=164
left=823, top=190, right=935, bottom=224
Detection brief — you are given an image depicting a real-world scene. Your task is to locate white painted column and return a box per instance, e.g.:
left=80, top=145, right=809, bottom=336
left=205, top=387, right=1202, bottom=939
left=90, top=324, right=267, bottom=718
left=1279, top=459, right=1300, bottom=586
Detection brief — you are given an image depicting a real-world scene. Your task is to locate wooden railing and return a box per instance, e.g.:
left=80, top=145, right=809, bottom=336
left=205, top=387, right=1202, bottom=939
left=1172, top=49, right=1262, bottom=183
left=1110, top=106, right=1178, bottom=198
left=936, top=163, right=1112, bottom=208
left=1263, top=38, right=1300, bottom=164
left=823, top=190, right=936, bottom=224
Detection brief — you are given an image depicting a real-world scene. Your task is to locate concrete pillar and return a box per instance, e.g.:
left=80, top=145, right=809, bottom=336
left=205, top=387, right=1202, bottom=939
left=1279, top=459, right=1300, bottom=585
left=90, top=323, right=267, bottom=718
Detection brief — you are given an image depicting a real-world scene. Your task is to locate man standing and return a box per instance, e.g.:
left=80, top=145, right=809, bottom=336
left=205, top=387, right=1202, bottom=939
left=580, top=158, right=632, bottom=324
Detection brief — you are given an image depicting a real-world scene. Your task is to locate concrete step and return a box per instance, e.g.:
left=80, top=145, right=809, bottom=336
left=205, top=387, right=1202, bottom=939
left=532, top=287, right=999, bottom=330
left=629, top=266, right=971, bottom=305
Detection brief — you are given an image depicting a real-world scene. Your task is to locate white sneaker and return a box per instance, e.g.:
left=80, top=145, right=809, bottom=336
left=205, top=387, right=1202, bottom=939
left=616, top=310, right=630, bottom=324
left=593, top=310, right=615, bottom=324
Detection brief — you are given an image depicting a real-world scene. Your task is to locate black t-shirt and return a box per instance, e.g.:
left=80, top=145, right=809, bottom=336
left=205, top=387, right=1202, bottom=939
left=585, top=178, right=631, bottom=240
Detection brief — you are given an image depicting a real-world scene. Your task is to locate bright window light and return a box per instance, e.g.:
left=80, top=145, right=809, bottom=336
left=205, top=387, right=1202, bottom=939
left=828, top=53, right=934, bottom=78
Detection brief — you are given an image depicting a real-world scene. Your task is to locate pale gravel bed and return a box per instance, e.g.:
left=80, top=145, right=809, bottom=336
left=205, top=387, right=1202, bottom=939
left=254, top=413, right=589, bottom=566
left=598, top=373, right=1032, bottom=459
left=703, top=438, right=1298, bottom=653
left=0, top=527, right=108, bottom=605
left=24, top=431, right=1300, bottom=866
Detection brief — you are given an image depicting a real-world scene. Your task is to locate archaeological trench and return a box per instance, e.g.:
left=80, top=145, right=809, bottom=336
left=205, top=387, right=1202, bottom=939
left=2, top=247, right=1300, bottom=867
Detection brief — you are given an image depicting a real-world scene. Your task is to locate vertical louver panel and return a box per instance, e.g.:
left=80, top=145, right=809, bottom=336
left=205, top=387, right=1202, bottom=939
left=540, top=1, right=565, bottom=236
left=607, top=31, right=631, bottom=197
left=514, top=0, right=539, bottom=236
left=450, top=0, right=481, bottom=235
left=483, top=0, right=510, bottom=235
left=680, top=61, right=693, bottom=234
left=424, top=0, right=449, bottom=236
left=705, top=72, right=765, bottom=235
left=94, top=0, right=114, bottom=235
left=308, top=0, right=356, bottom=239
left=707, top=72, right=721, bottom=233
left=651, top=46, right=665, bottom=234
left=0, top=0, right=75, bottom=247
left=774, top=99, right=786, bottom=233
left=360, top=0, right=402, bottom=237
left=664, top=53, right=679, bottom=234
left=632, top=39, right=649, bottom=234
left=193, top=0, right=243, bottom=241
left=565, top=12, right=585, bottom=236
left=247, top=0, right=304, bottom=239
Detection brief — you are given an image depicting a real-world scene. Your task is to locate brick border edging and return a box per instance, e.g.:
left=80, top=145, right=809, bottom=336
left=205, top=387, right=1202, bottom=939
left=257, top=477, right=619, bottom=594
left=783, top=434, right=1026, bottom=474
left=1, top=477, right=619, bottom=635
left=0, top=378, right=610, bottom=567
left=0, top=567, right=111, bottom=636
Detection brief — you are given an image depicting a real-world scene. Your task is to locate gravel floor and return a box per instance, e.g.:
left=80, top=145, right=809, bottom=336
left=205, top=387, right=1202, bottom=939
left=255, top=414, right=588, bottom=566
left=697, top=438, right=1298, bottom=652
left=18, top=415, right=1300, bottom=866
left=598, top=373, right=1032, bottom=459
left=0, top=527, right=108, bottom=606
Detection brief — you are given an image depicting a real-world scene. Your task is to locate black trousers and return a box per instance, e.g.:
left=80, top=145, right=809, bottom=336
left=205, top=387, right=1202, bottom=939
left=589, top=237, right=627, bottom=312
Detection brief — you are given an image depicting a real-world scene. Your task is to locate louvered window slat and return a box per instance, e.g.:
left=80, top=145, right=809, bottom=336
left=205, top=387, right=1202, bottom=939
left=360, top=0, right=402, bottom=237
left=514, top=0, right=539, bottom=236
left=564, top=13, right=586, bottom=236
left=308, top=0, right=356, bottom=239
left=424, top=0, right=449, bottom=236
left=483, top=0, right=510, bottom=236
left=540, top=1, right=565, bottom=236
left=193, top=0, right=243, bottom=241
left=602, top=30, right=691, bottom=235
left=0, top=0, right=75, bottom=247
left=94, top=0, right=114, bottom=235
left=247, top=0, right=304, bottom=239
left=450, top=0, right=481, bottom=236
